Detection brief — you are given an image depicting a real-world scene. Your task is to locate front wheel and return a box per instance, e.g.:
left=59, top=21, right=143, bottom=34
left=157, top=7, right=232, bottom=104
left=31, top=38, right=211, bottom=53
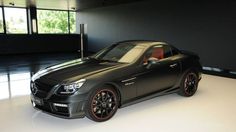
left=85, top=87, right=118, bottom=122
left=178, top=71, right=199, bottom=97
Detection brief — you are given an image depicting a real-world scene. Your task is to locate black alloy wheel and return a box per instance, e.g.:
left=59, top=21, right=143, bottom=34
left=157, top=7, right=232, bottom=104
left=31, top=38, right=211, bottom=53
left=178, top=72, right=198, bottom=97
left=86, top=87, right=118, bottom=122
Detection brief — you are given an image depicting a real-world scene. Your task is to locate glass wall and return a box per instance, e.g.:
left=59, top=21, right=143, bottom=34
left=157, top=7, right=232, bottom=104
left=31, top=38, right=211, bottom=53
left=37, top=10, right=69, bottom=34
left=0, top=7, right=4, bottom=33
left=4, top=7, right=28, bottom=34
left=0, top=7, right=77, bottom=34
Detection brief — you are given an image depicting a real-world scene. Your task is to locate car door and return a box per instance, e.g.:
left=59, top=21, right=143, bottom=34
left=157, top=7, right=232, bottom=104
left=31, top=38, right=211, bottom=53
left=136, top=45, right=181, bottom=97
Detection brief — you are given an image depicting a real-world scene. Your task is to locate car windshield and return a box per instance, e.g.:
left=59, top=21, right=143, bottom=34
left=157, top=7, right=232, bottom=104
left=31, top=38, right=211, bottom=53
left=93, top=43, right=146, bottom=63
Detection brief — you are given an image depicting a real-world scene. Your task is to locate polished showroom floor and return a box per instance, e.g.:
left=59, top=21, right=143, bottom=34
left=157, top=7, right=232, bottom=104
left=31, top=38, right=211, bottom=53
left=0, top=53, right=236, bottom=132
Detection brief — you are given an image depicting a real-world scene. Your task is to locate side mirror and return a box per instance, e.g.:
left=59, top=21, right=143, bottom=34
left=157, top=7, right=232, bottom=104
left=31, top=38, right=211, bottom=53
left=145, top=57, right=159, bottom=69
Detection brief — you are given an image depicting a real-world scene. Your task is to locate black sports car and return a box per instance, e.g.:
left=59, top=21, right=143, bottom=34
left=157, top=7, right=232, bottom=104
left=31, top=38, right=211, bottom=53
left=31, top=40, right=202, bottom=122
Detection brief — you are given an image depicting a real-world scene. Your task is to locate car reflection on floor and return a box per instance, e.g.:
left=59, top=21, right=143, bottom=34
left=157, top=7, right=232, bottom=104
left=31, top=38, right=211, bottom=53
left=0, top=72, right=31, bottom=100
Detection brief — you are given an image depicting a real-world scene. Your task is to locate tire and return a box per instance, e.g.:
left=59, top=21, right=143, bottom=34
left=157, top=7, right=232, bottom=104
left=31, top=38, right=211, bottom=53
left=178, top=71, right=199, bottom=97
left=85, top=86, right=118, bottom=122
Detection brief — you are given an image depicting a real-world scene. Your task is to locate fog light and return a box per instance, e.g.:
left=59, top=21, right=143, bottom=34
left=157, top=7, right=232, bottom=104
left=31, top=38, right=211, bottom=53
left=32, top=101, right=36, bottom=107
left=53, top=103, right=68, bottom=107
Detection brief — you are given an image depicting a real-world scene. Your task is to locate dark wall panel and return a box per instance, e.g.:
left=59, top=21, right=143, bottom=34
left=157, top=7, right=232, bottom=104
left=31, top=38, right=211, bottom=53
left=0, top=34, right=80, bottom=54
left=78, top=1, right=236, bottom=70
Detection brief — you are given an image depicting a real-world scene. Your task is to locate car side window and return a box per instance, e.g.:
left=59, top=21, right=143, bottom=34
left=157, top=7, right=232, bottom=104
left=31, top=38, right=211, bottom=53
left=171, top=47, right=179, bottom=56
left=163, top=45, right=172, bottom=58
left=143, top=45, right=172, bottom=64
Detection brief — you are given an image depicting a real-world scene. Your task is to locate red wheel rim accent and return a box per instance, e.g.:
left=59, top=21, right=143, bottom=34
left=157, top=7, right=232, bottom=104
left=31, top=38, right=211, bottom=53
left=90, top=89, right=117, bottom=120
left=184, top=73, right=197, bottom=95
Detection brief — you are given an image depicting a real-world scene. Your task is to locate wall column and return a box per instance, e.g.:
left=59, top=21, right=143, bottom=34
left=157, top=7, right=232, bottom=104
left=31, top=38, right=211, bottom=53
left=27, top=6, right=38, bottom=34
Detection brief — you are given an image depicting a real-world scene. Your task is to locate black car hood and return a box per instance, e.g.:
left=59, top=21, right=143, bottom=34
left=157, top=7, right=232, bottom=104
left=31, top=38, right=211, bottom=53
left=32, top=58, right=124, bottom=83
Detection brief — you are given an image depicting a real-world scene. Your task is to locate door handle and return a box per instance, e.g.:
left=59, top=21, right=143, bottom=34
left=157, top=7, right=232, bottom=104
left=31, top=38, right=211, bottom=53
left=169, top=63, right=177, bottom=68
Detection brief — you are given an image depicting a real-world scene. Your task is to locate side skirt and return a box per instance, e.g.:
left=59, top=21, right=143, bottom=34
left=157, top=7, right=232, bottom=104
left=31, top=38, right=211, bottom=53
left=120, top=87, right=180, bottom=108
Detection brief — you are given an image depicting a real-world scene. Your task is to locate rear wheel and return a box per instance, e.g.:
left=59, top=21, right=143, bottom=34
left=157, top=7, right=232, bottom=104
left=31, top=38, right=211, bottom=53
left=85, top=87, right=118, bottom=122
left=178, top=71, right=199, bottom=97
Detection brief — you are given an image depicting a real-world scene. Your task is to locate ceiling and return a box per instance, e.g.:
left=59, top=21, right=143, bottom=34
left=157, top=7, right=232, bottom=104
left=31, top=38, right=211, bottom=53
left=0, top=0, right=143, bottom=11
left=0, top=0, right=77, bottom=10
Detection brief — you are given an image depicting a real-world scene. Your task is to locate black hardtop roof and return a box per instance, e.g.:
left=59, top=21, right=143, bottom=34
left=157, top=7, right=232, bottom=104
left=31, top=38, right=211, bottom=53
left=116, top=40, right=168, bottom=47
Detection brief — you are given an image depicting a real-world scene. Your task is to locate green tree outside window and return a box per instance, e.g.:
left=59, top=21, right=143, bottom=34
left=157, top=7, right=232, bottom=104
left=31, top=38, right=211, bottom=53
left=69, top=12, right=76, bottom=33
left=0, top=7, right=3, bottom=33
left=4, top=7, right=28, bottom=34
left=37, top=10, right=76, bottom=34
left=38, top=10, right=68, bottom=33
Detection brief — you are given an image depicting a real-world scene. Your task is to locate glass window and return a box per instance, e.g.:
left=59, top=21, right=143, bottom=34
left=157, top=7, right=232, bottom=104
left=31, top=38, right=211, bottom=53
left=4, top=7, right=28, bottom=34
left=171, top=46, right=180, bottom=56
left=143, top=45, right=172, bottom=63
left=69, top=11, right=76, bottom=33
left=94, top=43, right=146, bottom=63
left=163, top=45, right=172, bottom=58
left=37, top=10, right=69, bottom=34
left=0, top=7, right=4, bottom=33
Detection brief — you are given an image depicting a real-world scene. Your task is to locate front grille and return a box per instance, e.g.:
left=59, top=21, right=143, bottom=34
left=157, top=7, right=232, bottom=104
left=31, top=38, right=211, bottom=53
left=31, top=80, right=55, bottom=98
left=35, top=101, right=52, bottom=112
left=35, top=81, right=53, bottom=93
left=35, top=90, right=48, bottom=98
left=54, top=106, right=69, bottom=114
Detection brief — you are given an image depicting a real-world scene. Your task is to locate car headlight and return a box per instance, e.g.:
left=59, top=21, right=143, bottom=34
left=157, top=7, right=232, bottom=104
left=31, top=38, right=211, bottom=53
left=59, top=79, right=86, bottom=95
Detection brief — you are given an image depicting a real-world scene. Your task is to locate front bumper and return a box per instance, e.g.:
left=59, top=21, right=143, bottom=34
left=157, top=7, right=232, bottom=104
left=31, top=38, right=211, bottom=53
left=30, top=94, right=88, bottom=119
left=198, top=71, right=202, bottom=81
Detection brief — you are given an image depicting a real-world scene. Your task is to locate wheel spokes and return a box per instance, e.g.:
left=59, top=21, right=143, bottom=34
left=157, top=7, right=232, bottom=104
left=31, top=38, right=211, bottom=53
left=184, top=73, right=197, bottom=95
left=92, top=89, right=117, bottom=119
